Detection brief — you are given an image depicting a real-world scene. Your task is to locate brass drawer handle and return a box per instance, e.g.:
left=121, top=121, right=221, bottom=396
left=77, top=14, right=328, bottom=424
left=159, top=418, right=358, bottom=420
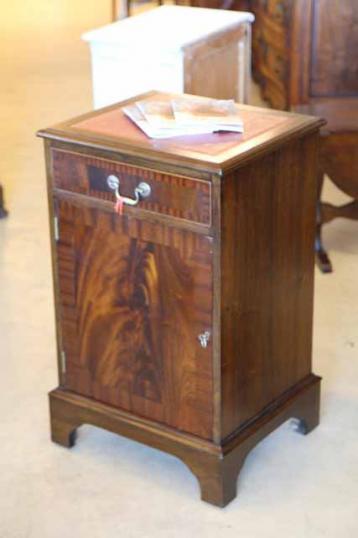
left=107, top=174, right=151, bottom=214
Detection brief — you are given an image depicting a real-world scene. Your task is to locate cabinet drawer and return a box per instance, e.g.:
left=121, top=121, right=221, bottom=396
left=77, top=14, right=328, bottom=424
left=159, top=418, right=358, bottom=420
left=51, top=149, right=211, bottom=226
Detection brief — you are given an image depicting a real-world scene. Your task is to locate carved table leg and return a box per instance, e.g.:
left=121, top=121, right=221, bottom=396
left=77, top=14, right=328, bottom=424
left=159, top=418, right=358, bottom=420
left=0, top=184, right=8, bottom=219
left=315, top=172, right=333, bottom=273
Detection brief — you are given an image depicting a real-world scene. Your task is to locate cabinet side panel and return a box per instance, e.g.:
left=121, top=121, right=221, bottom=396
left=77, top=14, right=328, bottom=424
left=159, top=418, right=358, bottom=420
left=221, top=134, right=318, bottom=439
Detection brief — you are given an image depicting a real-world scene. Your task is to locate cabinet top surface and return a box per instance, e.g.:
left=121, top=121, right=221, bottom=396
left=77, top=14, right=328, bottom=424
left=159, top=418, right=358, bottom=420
left=82, top=6, right=254, bottom=51
left=38, top=91, right=324, bottom=174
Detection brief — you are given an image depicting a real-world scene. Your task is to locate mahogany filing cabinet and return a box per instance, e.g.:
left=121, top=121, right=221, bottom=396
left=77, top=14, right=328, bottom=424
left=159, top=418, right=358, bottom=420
left=38, top=92, right=324, bottom=507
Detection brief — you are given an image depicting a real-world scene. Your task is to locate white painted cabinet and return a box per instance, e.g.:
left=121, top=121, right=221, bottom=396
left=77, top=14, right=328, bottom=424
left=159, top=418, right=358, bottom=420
left=82, top=6, right=254, bottom=109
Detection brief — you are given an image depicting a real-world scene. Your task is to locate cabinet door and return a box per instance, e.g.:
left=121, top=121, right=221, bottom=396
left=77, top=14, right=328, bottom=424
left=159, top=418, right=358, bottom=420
left=54, top=198, right=214, bottom=440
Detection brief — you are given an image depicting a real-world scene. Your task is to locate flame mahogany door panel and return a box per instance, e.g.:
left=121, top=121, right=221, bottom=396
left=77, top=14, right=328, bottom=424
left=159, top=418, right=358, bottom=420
left=55, top=197, right=214, bottom=440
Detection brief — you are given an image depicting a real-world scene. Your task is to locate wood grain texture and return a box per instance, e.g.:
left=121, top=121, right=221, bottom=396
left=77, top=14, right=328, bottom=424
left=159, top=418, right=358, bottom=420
left=52, top=149, right=211, bottom=225
left=250, top=0, right=358, bottom=107
left=55, top=198, right=214, bottom=439
left=251, top=0, right=291, bottom=110
left=249, top=0, right=313, bottom=110
left=243, top=0, right=358, bottom=272
left=183, top=25, right=247, bottom=102
left=49, top=373, right=321, bottom=507
left=42, top=91, right=322, bottom=505
left=220, top=134, right=319, bottom=438
left=37, top=91, right=323, bottom=174
left=296, top=98, right=358, bottom=132
left=310, top=0, right=358, bottom=97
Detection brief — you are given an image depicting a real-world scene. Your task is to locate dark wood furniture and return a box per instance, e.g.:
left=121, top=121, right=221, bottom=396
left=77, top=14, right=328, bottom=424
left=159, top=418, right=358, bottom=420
left=316, top=130, right=358, bottom=272
left=0, top=184, right=8, bottom=218
left=112, top=0, right=165, bottom=20
left=38, top=91, right=323, bottom=507
left=184, top=1, right=251, bottom=8
left=246, top=0, right=358, bottom=272
left=113, top=0, right=248, bottom=20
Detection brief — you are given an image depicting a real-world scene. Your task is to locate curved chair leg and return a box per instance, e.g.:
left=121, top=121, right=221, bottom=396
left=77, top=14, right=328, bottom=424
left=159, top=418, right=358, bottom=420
left=0, top=184, right=8, bottom=218
left=315, top=172, right=332, bottom=273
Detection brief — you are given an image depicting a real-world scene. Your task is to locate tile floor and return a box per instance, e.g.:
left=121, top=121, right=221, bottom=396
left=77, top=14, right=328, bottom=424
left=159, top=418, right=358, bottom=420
left=0, top=2, right=358, bottom=537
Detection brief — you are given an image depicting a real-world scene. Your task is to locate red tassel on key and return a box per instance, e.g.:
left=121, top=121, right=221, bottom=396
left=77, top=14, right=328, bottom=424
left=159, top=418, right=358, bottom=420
left=115, top=196, right=124, bottom=216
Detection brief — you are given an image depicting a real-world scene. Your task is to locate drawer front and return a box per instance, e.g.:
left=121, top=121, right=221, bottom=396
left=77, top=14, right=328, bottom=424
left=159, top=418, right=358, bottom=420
left=51, top=149, right=211, bottom=226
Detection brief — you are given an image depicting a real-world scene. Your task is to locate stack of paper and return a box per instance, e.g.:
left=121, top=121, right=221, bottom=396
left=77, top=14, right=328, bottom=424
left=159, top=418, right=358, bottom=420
left=123, top=97, right=244, bottom=139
